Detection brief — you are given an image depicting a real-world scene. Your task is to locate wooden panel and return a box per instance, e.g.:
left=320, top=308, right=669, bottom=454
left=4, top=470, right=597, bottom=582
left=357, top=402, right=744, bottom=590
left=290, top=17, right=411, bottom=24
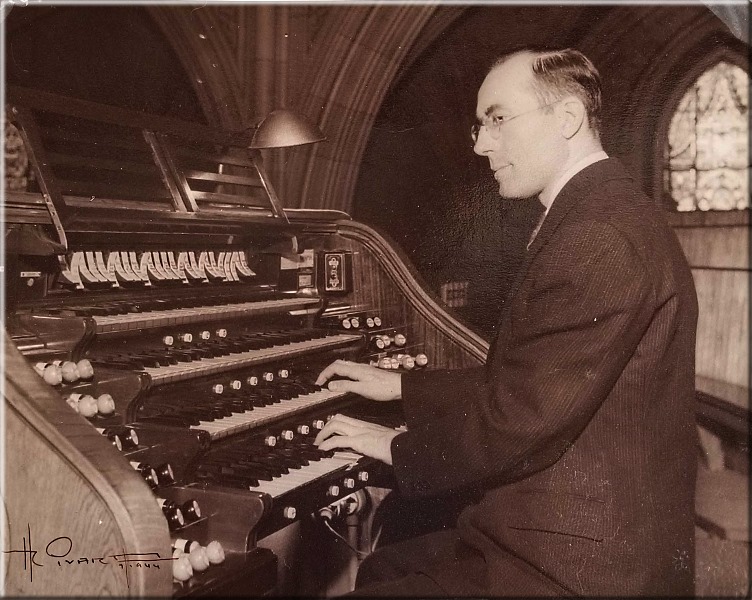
left=666, top=209, right=749, bottom=229
left=672, top=219, right=749, bottom=390
left=3, top=192, right=51, bottom=224
left=2, top=331, right=171, bottom=596
left=332, top=220, right=487, bottom=371
left=692, top=269, right=748, bottom=388
left=674, top=226, right=749, bottom=269
left=5, top=408, right=137, bottom=595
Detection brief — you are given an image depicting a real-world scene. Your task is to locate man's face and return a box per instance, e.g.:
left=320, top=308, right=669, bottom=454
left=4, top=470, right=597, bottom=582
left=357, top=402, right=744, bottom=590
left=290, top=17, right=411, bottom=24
left=473, top=54, right=567, bottom=199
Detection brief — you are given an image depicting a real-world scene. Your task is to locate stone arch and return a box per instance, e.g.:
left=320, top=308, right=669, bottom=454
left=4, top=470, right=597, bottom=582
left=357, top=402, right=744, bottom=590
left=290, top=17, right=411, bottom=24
left=146, top=6, right=245, bottom=130
left=288, top=5, right=450, bottom=211
left=618, top=9, right=747, bottom=201
left=142, top=5, right=470, bottom=211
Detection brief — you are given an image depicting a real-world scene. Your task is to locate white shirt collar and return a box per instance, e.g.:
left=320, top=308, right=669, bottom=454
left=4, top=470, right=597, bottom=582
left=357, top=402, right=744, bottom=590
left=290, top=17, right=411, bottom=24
left=538, top=150, right=609, bottom=214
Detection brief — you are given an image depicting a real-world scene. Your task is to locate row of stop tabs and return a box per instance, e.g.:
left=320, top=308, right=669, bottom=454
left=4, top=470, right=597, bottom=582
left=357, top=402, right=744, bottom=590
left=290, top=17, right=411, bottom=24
left=58, top=250, right=257, bottom=289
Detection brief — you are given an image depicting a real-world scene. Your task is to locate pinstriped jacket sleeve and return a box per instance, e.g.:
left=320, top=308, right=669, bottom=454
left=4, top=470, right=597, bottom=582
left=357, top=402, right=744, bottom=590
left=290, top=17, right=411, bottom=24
left=390, top=221, right=656, bottom=497
left=399, top=366, right=486, bottom=428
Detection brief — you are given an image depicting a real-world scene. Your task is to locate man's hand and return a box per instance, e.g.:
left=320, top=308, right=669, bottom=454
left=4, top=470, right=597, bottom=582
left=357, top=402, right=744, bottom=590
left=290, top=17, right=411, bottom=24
left=315, top=359, right=402, bottom=402
left=314, top=414, right=401, bottom=465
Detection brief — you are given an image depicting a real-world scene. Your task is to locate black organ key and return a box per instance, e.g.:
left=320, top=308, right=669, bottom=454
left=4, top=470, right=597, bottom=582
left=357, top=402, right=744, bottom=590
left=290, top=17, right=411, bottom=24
left=196, top=471, right=260, bottom=488
left=277, top=446, right=309, bottom=460
left=94, top=355, right=146, bottom=369
left=139, top=414, right=195, bottom=427
left=166, top=351, right=195, bottom=362
left=200, top=461, right=275, bottom=481
left=141, top=351, right=180, bottom=365
left=234, top=459, right=287, bottom=477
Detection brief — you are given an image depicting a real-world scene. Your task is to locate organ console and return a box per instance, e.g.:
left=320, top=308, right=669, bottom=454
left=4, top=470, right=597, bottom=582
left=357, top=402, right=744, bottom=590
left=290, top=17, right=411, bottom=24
left=2, top=85, right=488, bottom=596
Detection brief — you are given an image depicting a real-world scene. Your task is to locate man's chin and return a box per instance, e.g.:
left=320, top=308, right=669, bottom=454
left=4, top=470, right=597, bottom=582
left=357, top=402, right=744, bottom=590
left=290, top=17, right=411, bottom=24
left=497, top=184, right=527, bottom=200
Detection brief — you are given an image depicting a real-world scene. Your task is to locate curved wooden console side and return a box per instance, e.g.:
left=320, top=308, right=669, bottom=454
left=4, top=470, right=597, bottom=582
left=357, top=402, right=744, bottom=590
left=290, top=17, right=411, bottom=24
left=2, top=330, right=171, bottom=596
left=336, top=220, right=490, bottom=367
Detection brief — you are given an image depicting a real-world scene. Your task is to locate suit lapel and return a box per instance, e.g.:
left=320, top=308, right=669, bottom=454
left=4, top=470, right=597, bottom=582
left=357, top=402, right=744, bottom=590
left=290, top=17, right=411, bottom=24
left=495, top=158, right=633, bottom=330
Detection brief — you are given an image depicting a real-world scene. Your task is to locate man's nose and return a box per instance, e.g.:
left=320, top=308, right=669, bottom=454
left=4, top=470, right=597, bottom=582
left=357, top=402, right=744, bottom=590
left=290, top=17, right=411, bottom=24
left=473, top=126, right=493, bottom=155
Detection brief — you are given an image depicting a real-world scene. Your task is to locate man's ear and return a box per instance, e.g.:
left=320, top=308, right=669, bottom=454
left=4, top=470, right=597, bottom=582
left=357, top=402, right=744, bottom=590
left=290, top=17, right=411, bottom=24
left=557, top=96, right=586, bottom=139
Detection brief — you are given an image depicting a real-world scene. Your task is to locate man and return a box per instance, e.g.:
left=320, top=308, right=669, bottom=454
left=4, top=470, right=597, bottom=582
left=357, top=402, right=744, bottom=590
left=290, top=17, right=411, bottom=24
left=314, top=48, right=698, bottom=596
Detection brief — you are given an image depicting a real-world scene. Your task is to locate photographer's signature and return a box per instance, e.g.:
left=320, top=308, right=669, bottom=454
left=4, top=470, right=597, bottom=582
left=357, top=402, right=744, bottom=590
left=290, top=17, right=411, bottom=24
left=3, top=524, right=174, bottom=586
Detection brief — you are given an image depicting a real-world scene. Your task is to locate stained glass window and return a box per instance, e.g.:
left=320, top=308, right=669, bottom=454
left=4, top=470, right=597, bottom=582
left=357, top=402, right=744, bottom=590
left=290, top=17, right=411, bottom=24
left=664, top=61, right=749, bottom=211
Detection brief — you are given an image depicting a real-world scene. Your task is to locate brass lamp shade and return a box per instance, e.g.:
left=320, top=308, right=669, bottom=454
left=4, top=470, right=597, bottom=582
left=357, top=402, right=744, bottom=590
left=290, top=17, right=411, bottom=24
left=250, top=109, right=326, bottom=149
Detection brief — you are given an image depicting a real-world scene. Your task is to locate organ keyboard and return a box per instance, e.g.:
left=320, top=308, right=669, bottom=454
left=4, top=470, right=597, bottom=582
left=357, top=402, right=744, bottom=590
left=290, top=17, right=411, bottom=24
left=3, top=86, right=488, bottom=597
left=91, top=297, right=320, bottom=334
left=122, top=330, right=361, bottom=384
left=187, top=388, right=350, bottom=440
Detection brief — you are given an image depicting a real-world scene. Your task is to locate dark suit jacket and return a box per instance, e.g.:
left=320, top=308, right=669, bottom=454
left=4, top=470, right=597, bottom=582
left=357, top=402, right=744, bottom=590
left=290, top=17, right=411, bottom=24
left=391, top=158, right=698, bottom=596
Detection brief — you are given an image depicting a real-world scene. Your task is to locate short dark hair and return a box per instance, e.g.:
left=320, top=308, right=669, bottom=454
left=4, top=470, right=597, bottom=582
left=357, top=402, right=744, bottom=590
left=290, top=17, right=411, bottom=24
left=492, top=48, right=602, bottom=133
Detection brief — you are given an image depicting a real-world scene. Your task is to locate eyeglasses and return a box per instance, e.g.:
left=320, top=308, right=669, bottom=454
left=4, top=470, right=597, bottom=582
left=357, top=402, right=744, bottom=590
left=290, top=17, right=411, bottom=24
left=471, top=101, right=559, bottom=143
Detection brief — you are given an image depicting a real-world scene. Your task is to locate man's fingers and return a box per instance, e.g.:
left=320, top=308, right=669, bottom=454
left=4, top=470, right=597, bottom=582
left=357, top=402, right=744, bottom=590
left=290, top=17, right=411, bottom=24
left=313, top=418, right=358, bottom=445
left=314, top=360, right=402, bottom=402
left=317, top=434, right=362, bottom=453
left=328, top=413, right=392, bottom=433
left=317, top=430, right=398, bottom=466
left=315, top=360, right=366, bottom=386
left=328, top=414, right=374, bottom=428
left=326, top=379, right=389, bottom=399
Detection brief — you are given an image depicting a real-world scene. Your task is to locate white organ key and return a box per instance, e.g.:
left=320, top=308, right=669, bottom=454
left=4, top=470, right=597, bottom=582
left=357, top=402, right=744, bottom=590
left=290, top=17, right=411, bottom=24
left=216, top=252, right=229, bottom=280
left=197, top=251, right=209, bottom=278
left=151, top=252, right=168, bottom=279
left=107, top=252, right=125, bottom=283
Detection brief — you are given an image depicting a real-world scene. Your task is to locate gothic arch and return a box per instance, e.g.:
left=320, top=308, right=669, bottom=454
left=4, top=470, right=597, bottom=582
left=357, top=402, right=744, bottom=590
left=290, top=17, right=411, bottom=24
left=620, top=10, right=747, bottom=200
left=288, top=4, right=449, bottom=211
left=146, top=6, right=246, bottom=130
left=142, top=5, right=470, bottom=211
